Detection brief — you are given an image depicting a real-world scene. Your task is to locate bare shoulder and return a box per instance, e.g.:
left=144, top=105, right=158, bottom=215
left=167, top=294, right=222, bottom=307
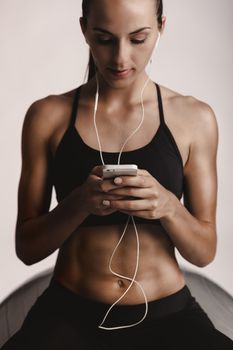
left=159, top=84, right=218, bottom=140
left=23, top=88, right=76, bottom=140
left=155, top=83, right=218, bottom=166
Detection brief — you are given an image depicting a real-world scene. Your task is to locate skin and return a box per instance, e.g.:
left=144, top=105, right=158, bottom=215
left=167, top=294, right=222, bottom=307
left=15, top=0, right=218, bottom=305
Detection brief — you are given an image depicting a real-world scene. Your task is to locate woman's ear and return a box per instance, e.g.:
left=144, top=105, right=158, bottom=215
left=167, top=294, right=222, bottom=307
left=160, top=15, right=166, bottom=35
left=79, top=17, right=87, bottom=35
left=79, top=17, right=90, bottom=45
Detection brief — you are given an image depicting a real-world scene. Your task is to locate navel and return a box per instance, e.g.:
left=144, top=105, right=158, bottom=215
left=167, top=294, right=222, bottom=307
left=117, top=279, right=125, bottom=288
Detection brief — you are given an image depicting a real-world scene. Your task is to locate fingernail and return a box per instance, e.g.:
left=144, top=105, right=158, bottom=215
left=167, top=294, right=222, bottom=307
left=114, top=177, right=122, bottom=185
left=102, top=200, right=110, bottom=206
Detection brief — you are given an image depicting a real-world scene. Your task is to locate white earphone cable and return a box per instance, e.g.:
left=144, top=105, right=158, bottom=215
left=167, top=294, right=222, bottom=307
left=94, top=72, right=150, bottom=330
left=92, top=33, right=160, bottom=330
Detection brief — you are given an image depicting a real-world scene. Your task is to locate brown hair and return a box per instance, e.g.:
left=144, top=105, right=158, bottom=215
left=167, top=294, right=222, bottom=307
left=82, top=0, right=163, bottom=82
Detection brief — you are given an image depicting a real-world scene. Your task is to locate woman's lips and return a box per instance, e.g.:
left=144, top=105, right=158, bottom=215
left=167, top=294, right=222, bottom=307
left=108, top=68, right=132, bottom=78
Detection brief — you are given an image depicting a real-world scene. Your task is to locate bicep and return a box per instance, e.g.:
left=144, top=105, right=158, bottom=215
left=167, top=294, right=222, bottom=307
left=183, top=104, right=218, bottom=225
left=16, top=101, right=54, bottom=234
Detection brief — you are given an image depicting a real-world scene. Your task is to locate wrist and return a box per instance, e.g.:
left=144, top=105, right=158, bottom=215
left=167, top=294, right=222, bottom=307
left=161, top=191, right=178, bottom=223
left=72, top=186, right=90, bottom=218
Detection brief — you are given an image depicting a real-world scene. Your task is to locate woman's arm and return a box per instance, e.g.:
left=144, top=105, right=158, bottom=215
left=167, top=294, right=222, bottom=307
left=160, top=103, right=218, bottom=267
left=15, top=99, right=88, bottom=265
left=16, top=98, right=118, bottom=265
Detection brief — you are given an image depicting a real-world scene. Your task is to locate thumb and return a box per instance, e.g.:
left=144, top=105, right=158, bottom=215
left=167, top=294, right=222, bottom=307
left=90, top=165, right=104, bottom=177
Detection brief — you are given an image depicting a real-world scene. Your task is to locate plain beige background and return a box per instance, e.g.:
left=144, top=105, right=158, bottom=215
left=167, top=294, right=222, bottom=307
left=0, top=0, right=233, bottom=302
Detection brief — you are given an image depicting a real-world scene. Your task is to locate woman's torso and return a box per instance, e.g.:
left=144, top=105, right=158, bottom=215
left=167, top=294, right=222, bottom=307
left=48, top=79, right=191, bottom=304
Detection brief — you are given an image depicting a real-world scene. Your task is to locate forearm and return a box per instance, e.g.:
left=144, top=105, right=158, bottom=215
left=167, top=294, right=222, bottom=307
left=160, top=193, right=217, bottom=267
left=16, top=187, right=88, bottom=265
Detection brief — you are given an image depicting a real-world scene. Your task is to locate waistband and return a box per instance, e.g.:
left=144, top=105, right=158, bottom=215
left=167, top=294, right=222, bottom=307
left=46, top=278, right=194, bottom=328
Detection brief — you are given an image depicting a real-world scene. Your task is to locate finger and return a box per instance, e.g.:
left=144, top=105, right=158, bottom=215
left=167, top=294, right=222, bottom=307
left=104, top=194, right=126, bottom=200
left=98, top=178, right=118, bottom=193
left=99, top=197, right=125, bottom=209
left=136, top=169, right=150, bottom=176
left=91, top=165, right=104, bottom=177
left=109, top=175, right=152, bottom=189
left=91, top=177, right=105, bottom=193
left=109, top=187, right=155, bottom=199
left=97, top=200, right=117, bottom=215
left=110, top=199, right=151, bottom=211
left=97, top=177, right=126, bottom=193
left=92, top=179, right=126, bottom=199
left=92, top=176, right=121, bottom=194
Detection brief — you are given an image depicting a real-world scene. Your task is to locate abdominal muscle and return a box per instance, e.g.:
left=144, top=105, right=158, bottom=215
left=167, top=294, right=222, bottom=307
left=53, top=222, right=186, bottom=305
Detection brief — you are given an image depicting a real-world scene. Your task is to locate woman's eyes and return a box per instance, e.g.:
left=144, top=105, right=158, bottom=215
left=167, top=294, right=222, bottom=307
left=96, top=37, right=146, bottom=45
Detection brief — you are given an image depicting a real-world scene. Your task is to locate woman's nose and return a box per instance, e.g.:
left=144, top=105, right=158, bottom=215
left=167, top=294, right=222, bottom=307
left=112, top=39, right=130, bottom=68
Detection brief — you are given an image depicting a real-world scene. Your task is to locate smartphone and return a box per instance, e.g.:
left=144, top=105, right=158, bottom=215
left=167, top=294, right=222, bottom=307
left=102, top=164, right=138, bottom=179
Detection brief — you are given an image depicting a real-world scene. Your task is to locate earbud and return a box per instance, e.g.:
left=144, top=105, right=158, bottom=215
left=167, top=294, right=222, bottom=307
left=147, top=32, right=160, bottom=71
left=149, top=32, right=161, bottom=65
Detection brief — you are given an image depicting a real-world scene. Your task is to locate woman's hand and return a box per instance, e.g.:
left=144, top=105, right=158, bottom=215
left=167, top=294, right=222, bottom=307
left=102, top=169, right=174, bottom=220
left=79, top=165, right=126, bottom=216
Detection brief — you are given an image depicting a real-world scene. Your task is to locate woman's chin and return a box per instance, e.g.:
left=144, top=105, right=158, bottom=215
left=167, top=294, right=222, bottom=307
left=98, top=69, right=136, bottom=88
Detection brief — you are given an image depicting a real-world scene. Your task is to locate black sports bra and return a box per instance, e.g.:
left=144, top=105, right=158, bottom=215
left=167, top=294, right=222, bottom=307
left=52, top=82, right=184, bottom=227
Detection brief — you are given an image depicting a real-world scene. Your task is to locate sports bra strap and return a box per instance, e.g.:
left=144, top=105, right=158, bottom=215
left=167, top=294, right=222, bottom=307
left=154, top=82, right=165, bottom=125
left=69, top=86, right=81, bottom=128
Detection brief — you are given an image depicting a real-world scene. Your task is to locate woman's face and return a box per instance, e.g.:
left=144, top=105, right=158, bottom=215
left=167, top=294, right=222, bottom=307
left=80, top=0, right=162, bottom=86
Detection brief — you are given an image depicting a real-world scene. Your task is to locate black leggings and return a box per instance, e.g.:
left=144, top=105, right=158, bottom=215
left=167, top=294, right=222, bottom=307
left=2, top=278, right=233, bottom=350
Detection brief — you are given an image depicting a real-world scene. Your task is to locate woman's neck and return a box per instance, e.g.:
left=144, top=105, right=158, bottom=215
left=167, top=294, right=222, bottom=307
left=90, top=71, right=154, bottom=108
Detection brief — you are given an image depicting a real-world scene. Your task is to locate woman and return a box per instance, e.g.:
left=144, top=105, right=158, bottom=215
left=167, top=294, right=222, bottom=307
left=2, top=0, right=233, bottom=349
